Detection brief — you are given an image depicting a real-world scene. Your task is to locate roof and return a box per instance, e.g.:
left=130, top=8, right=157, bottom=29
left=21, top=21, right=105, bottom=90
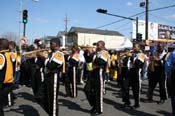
left=57, top=31, right=66, bottom=37
left=69, top=27, right=124, bottom=36
left=42, top=36, right=56, bottom=41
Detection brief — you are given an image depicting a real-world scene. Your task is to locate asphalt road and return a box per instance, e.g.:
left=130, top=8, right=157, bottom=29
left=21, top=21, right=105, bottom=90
left=4, top=80, right=172, bottom=116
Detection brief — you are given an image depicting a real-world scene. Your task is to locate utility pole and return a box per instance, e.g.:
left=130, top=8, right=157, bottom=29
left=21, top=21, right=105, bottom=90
left=19, top=0, right=23, bottom=50
left=145, top=0, right=149, bottom=40
left=64, top=15, right=69, bottom=47
left=136, top=17, right=138, bottom=39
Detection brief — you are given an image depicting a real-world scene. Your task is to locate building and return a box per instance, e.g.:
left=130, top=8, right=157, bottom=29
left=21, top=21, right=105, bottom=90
left=57, top=31, right=66, bottom=48
left=41, top=36, right=56, bottom=48
left=67, top=27, right=132, bottom=49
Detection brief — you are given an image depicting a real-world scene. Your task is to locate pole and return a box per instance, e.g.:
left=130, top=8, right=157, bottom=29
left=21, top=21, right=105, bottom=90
left=136, top=17, right=138, bottom=39
left=145, top=0, right=149, bottom=40
left=23, top=23, right=26, bottom=37
left=19, top=0, right=23, bottom=50
left=106, top=12, right=135, bottom=20
left=64, top=15, right=69, bottom=47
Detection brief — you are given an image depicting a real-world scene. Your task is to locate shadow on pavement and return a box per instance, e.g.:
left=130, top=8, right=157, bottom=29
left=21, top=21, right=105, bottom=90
left=103, top=98, right=157, bottom=116
left=17, top=92, right=36, bottom=103
left=106, top=81, right=118, bottom=88
left=156, top=110, right=171, bottom=116
left=7, top=105, right=40, bottom=116
left=59, top=99, right=90, bottom=113
left=58, top=91, right=68, bottom=97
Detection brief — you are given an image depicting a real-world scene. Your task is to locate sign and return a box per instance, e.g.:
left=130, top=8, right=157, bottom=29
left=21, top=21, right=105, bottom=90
left=132, top=20, right=175, bottom=40
left=158, top=24, right=175, bottom=39
left=20, top=37, right=28, bottom=45
left=132, top=20, right=158, bottom=40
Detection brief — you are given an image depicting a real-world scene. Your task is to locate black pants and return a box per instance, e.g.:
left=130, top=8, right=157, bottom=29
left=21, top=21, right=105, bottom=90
left=31, top=68, right=43, bottom=96
left=147, top=66, right=167, bottom=101
left=20, top=62, right=31, bottom=86
left=36, top=73, right=59, bottom=116
left=0, top=83, right=14, bottom=116
left=171, top=97, right=175, bottom=116
left=129, top=68, right=141, bottom=106
left=91, top=68, right=105, bottom=113
left=2, top=83, right=14, bottom=106
left=121, top=67, right=130, bottom=105
left=0, top=90, right=4, bottom=116
left=65, top=66, right=78, bottom=98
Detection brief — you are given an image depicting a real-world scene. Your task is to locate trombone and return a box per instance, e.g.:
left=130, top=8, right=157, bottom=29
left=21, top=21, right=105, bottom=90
left=22, top=49, right=49, bottom=58
left=0, top=49, right=9, bottom=53
left=119, top=50, right=133, bottom=57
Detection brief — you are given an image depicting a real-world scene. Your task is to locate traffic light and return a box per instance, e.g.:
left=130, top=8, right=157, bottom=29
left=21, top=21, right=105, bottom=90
left=136, top=33, right=142, bottom=42
left=23, top=10, right=28, bottom=24
left=96, top=9, right=107, bottom=14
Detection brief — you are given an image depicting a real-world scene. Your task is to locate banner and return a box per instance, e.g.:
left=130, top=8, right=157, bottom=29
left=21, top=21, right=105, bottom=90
left=132, top=20, right=158, bottom=40
left=158, top=24, right=175, bottom=39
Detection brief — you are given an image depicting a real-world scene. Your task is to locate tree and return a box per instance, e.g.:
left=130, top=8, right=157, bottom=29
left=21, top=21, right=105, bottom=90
left=1, top=32, right=19, bottom=44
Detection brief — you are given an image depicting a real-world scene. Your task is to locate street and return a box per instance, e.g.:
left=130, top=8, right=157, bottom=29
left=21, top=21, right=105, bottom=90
left=4, top=80, right=171, bottom=116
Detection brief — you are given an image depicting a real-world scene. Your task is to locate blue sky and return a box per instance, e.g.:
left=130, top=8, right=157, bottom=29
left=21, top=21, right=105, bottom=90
left=0, top=0, right=175, bottom=43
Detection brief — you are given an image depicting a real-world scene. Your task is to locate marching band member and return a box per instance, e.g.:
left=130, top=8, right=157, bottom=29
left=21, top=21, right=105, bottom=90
left=31, top=39, right=46, bottom=96
left=147, top=45, right=167, bottom=104
left=121, top=48, right=132, bottom=108
left=129, top=44, right=146, bottom=109
left=110, top=50, right=118, bottom=81
left=65, top=45, right=80, bottom=98
left=8, top=41, right=21, bottom=89
left=0, top=39, right=15, bottom=110
left=78, top=48, right=85, bottom=84
left=36, top=38, right=65, bottom=116
left=14, top=50, right=21, bottom=88
left=84, top=46, right=95, bottom=106
left=90, top=40, right=110, bottom=114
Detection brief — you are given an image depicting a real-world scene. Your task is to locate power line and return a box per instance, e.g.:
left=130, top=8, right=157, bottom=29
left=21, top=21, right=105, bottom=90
left=149, top=4, right=175, bottom=12
left=117, top=27, right=132, bottom=32
left=95, top=4, right=175, bottom=29
left=113, top=14, right=144, bottom=31
left=149, top=13, right=175, bottom=24
left=95, top=13, right=144, bottom=29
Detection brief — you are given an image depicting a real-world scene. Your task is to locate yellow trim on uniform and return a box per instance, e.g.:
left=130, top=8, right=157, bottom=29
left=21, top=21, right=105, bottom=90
left=62, top=61, right=66, bottom=73
left=4, top=52, right=14, bottom=83
left=72, top=53, right=79, bottom=61
left=0, top=54, right=5, bottom=70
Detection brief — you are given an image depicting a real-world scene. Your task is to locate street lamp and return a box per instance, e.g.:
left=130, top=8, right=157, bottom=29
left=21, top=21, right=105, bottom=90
left=96, top=9, right=135, bottom=21
left=96, top=9, right=139, bottom=42
left=140, top=0, right=149, bottom=40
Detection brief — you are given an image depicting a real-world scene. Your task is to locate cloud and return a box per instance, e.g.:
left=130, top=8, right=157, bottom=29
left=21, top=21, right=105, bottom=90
left=170, top=15, right=175, bottom=19
left=35, top=17, right=49, bottom=23
left=126, top=1, right=133, bottom=6
left=164, top=14, right=175, bottom=20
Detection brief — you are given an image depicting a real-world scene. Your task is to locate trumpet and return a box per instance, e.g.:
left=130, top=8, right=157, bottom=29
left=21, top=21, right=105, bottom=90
left=119, top=50, right=133, bottom=57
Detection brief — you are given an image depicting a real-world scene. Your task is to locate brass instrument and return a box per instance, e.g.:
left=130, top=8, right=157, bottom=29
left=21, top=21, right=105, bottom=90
left=119, top=50, right=133, bottom=57
left=78, top=45, right=95, bottom=48
left=78, top=45, right=96, bottom=52
left=22, top=49, right=49, bottom=59
left=0, top=49, right=9, bottom=53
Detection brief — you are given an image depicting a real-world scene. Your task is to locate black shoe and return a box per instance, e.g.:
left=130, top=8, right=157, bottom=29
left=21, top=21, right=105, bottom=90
left=144, top=99, right=153, bottom=103
left=131, top=104, right=140, bottom=109
left=157, top=100, right=165, bottom=105
left=122, top=103, right=131, bottom=108
left=90, top=107, right=96, bottom=113
left=95, top=111, right=102, bottom=115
